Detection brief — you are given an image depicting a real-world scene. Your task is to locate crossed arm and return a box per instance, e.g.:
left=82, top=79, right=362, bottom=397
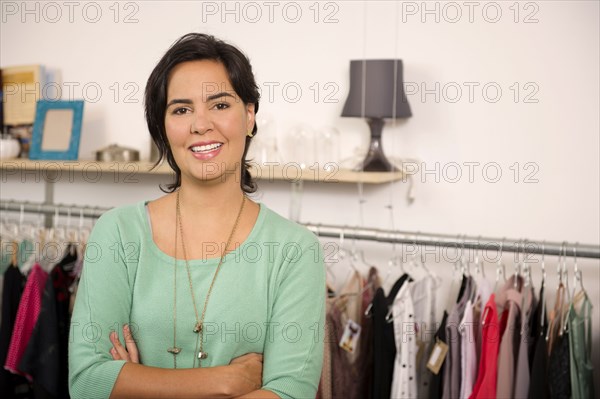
left=108, top=325, right=279, bottom=399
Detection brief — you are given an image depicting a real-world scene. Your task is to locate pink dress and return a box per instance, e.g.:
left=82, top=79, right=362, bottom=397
left=4, top=264, right=49, bottom=380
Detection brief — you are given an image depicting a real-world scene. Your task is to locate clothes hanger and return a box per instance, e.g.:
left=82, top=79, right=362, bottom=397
left=468, top=236, right=485, bottom=304
left=571, top=242, right=585, bottom=299
left=546, top=241, right=565, bottom=342
left=539, top=241, right=547, bottom=333
left=443, top=235, right=463, bottom=314
left=333, top=227, right=363, bottom=301
left=417, top=233, right=440, bottom=286
left=402, top=234, right=420, bottom=279
left=473, top=235, right=486, bottom=278
left=493, top=237, right=507, bottom=293
left=557, top=242, right=569, bottom=337
left=563, top=242, right=586, bottom=334
left=513, top=239, right=522, bottom=290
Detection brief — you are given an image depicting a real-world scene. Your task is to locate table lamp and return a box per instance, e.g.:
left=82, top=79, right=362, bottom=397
left=342, top=59, right=412, bottom=171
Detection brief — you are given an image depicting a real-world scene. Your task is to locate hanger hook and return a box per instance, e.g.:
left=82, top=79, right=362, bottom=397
left=541, top=240, right=546, bottom=282
left=562, top=240, right=569, bottom=277
left=514, top=239, right=522, bottom=289
left=19, top=204, right=24, bottom=231
left=497, top=237, right=505, bottom=265
left=573, top=242, right=578, bottom=274
left=477, top=235, right=485, bottom=277
left=417, top=232, right=427, bottom=267
left=79, top=208, right=84, bottom=229
left=558, top=241, right=564, bottom=283
left=474, top=235, right=481, bottom=265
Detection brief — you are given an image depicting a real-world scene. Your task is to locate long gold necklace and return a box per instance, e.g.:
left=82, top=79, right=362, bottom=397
left=168, top=190, right=246, bottom=368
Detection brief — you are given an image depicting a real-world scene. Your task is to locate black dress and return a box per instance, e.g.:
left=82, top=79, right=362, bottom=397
left=428, top=311, right=449, bottom=399
left=0, top=266, right=30, bottom=398
left=371, top=273, right=411, bottom=399
left=529, top=285, right=549, bottom=399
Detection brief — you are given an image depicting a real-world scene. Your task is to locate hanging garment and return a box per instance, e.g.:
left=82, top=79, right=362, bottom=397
left=0, top=265, right=30, bottom=398
left=514, top=284, right=537, bottom=399
left=472, top=277, right=493, bottom=366
left=548, top=330, right=571, bottom=399
left=390, top=275, right=436, bottom=399
left=496, top=275, right=523, bottom=399
left=428, top=311, right=448, bottom=399
left=459, top=300, right=476, bottom=399
left=330, top=271, right=364, bottom=399
left=469, top=292, right=501, bottom=399
left=411, top=275, right=436, bottom=398
left=372, top=273, right=411, bottom=399
left=328, top=303, right=352, bottom=398
left=319, top=299, right=334, bottom=399
left=528, top=285, right=549, bottom=399
left=527, top=284, right=544, bottom=366
left=546, top=283, right=567, bottom=357
left=4, top=263, right=48, bottom=379
left=19, top=252, right=77, bottom=399
left=568, top=292, right=594, bottom=399
left=356, top=267, right=380, bottom=399
left=442, top=275, right=474, bottom=399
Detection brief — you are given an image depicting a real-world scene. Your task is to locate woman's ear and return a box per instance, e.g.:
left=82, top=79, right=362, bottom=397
left=245, top=103, right=256, bottom=133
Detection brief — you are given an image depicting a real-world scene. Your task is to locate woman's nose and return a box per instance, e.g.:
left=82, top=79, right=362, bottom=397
left=190, top=110, right=213, bottom=134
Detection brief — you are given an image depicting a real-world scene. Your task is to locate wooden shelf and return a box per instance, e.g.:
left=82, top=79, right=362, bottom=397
left=0, top=159, right=405, bottom=184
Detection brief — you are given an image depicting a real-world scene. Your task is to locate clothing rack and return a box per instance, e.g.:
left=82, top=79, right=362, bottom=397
left=1, top=199, right=599, bottom=259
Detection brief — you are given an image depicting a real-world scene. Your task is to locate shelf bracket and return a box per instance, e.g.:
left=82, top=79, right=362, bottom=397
left=289, top=179, right=303, bottom=222
left=43, top=170, right=58, bottom=228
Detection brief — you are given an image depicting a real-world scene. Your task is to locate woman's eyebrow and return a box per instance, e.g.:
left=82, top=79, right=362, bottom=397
left=206, top=92, right=235, bottom=102
left=166, top=92, right=236, bottom=108
left=166, top=98, right=192, bottom=108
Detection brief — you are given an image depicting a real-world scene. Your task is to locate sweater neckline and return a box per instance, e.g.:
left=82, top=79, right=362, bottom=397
left=139, top=200, right=267, bottom=266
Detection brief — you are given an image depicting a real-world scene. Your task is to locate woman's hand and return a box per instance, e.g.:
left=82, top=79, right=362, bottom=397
left=226, top=353, right=263, bottom=397
left=110, top=324, right=140, bottom=363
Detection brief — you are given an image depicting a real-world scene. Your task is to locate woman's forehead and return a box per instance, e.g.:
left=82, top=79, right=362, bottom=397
left=167, top=60, right=237, bottom=98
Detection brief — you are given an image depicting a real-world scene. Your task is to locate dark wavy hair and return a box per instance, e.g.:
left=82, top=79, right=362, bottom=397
left=145, top=33, right=260, bottom=193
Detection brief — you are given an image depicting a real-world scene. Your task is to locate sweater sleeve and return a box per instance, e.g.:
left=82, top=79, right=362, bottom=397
left=68, top=209, right=134, bottom=399
left=262, top=231, right=326, bottom=399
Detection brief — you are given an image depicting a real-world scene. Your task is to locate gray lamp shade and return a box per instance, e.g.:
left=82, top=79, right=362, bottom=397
left=341, top=59, right=412, bottom=119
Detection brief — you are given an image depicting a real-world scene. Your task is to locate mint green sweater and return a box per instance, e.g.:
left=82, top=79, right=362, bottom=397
left=68, top=201, right=325, bottom=399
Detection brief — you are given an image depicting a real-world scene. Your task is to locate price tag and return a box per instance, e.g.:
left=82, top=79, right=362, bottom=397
left=339, top=319, right=361, bottom=353
left=426, top=338, right=449, bottom=375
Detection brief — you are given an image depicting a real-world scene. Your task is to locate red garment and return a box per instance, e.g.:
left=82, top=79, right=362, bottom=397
left=4, top=264, right=48, bottom=380
left=469, top=293, right=502, bottom=399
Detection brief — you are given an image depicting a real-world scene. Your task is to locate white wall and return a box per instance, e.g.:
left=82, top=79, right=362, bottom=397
left=2, top=0, right=599, bottom=392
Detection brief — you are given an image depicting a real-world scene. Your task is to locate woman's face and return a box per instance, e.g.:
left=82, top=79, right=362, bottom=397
left=164, top=59, right=255, bottom=186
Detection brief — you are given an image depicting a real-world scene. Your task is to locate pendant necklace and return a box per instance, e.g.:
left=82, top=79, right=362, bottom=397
left=169, top=190, right=246, bottom=368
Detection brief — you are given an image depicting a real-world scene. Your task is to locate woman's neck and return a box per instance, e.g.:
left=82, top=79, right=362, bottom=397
left=177, top=175, right=245, bottom=217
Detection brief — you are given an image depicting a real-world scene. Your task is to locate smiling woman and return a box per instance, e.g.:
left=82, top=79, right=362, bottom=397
left=164, top=60, right=255, bottom=185
left=68, top=33, right=326, bottom=399
left=145, top=33, right=261, bottom=194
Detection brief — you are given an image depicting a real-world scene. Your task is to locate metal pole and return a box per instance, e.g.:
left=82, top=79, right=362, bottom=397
left=1, top=200, right=598, bottom=259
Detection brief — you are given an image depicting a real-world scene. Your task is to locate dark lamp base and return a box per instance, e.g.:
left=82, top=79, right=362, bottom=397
left=353, top=117, right=398, bottom=172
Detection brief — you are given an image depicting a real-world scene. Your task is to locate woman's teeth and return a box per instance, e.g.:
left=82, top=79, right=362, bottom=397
left=191, top=143, right=223, bottom=153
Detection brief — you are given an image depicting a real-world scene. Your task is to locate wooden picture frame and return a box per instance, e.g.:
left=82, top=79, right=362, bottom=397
left=29, top=100, right=84, bottom=160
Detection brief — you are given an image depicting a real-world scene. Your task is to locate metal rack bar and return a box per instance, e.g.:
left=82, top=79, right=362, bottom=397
left=2, top=199, right=599, bottom=259
left=1, top=200, right=107, bottom=220
left=304, top=224, right=600, bottom=259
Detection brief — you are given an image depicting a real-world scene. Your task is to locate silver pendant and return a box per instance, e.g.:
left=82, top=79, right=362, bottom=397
left=167, top=347, right=182, bottom=355
left=198, top=351, right=208, bottom=360
left=193, top=322, right=202, bottom=333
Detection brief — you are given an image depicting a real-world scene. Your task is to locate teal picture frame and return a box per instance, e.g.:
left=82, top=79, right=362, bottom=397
left=29, top=100, right=84, bottom=160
